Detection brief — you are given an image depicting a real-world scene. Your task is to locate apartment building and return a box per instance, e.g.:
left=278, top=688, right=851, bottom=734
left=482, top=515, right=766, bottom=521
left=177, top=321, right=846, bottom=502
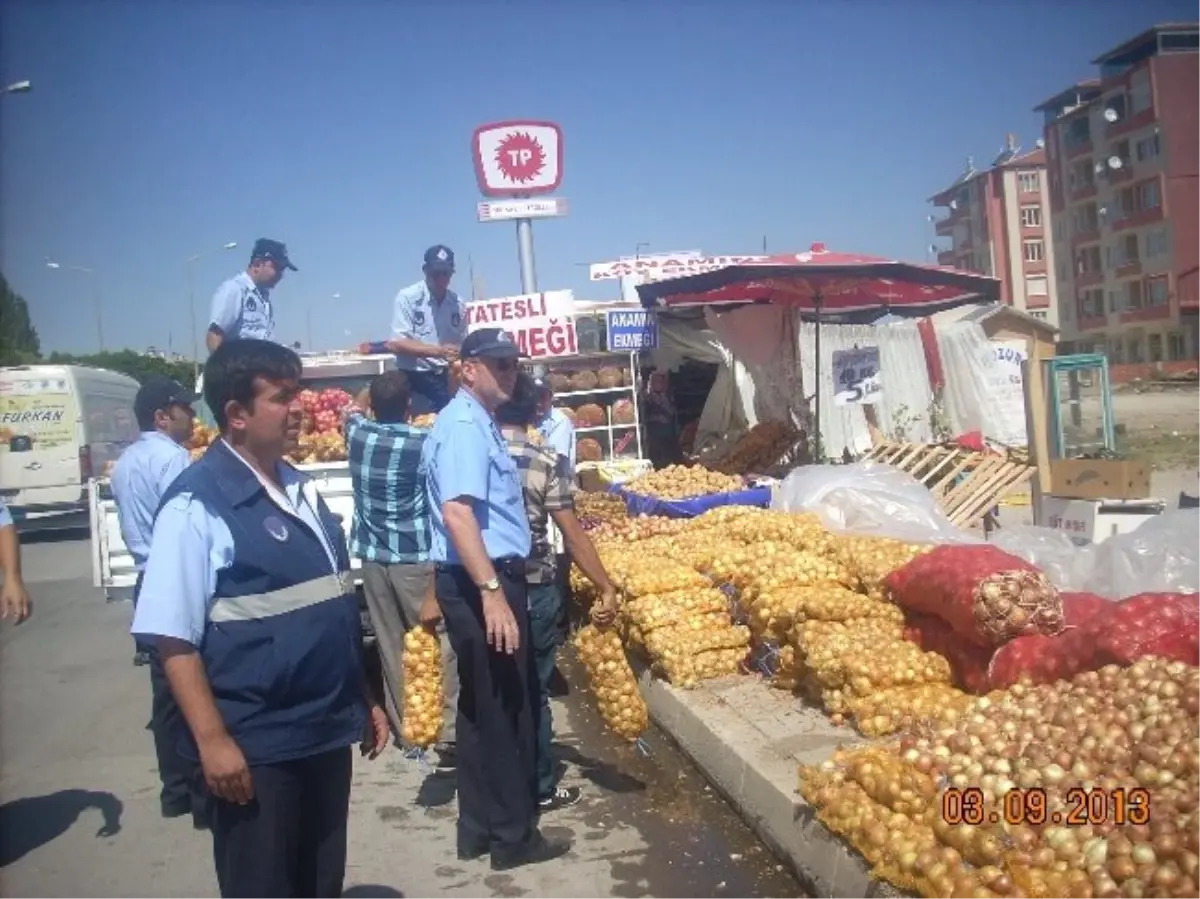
left=1037, top=22, right=1198, bottom=363
left=929, top=135, right=1060, bottom=325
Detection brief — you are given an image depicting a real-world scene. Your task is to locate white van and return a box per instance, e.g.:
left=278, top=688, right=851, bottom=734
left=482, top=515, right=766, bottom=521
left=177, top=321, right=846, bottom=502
left=0, top=364, right=140, bottom=531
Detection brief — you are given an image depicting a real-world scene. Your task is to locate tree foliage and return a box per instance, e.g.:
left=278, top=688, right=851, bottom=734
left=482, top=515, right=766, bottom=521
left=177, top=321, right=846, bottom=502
left=45, top=349, right=197, bottom=390
left=0, top=273, right=42, bottom=364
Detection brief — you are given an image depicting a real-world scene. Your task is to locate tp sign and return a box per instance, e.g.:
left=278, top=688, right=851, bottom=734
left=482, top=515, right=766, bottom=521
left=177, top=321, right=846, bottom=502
left=832, top=346, right=882, bottom=406
left=472, top=121, right=564, bottom=197
left=466, top=289, right=578, bottom=359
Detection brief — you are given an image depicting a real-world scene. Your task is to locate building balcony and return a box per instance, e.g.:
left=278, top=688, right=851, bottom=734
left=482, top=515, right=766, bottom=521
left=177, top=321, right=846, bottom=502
left=1120, top=305, right=1172, bottom=325
left=934, top=217, right=954, bottom=237
left=937, top=250, right=956, bottom=266
left=1078, top=314, right=1109, bottom=331
left=1107, top=107, right=1157, bottom=139
left=1077, top=270, right=1105, bottom=288
left=1115, top=260, right=1142, bottom=278
left=1112, top=206, right=1164, bottom=232
left=1108, top=164, right=1134, bottom=184
left=1071, top=230, right=1102, bottom=250
left=1066, top=140, right=1094, bottom=160
left=1069, top=184, right=1098, bottom=202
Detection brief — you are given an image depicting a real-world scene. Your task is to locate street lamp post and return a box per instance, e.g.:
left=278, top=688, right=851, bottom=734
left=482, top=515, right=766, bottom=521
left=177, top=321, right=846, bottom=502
left=46, top=260, right=104, bottom=351
left=187, top=241, right=238, bottom=380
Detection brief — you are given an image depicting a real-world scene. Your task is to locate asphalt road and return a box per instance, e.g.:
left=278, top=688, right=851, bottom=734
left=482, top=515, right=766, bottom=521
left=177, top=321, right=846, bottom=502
left=0, top=531, right=803, bottom=898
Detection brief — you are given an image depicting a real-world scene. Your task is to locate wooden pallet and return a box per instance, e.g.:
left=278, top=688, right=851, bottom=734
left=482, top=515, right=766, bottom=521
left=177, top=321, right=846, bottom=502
left=863, top=441, right=1035, bottom=528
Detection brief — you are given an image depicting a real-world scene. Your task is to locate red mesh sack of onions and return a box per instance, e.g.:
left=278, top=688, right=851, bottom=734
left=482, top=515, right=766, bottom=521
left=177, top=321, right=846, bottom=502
left=884, top=544, right=1064, bottom=648
left=1097, top=591, right=1200, bottom=666
left=986, top=593, right=1115, bottom=689
left=902, top=612, right=991, bottom=693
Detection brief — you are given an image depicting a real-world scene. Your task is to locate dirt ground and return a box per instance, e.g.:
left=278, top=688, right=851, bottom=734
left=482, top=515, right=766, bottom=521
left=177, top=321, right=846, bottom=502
left=1111, top=384, right=1199, bottom=472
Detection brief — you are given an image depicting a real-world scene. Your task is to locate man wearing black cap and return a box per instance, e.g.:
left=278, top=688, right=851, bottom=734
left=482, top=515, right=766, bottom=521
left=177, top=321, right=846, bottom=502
left=206, top=238, right=297, bottom=353
left=422, top=327, right=570, bottom=870
left=110, top=376, right=208, bottom=827
left=364, top=245, right=466, bottom=415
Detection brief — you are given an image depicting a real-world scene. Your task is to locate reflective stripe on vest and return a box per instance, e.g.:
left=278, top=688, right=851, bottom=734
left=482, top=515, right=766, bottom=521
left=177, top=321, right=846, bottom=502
left=209, top=572, right=354, bottom=623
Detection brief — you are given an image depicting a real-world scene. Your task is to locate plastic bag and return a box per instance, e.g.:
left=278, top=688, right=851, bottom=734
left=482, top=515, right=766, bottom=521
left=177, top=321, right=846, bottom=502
left=885, top=544, right=1064, bottom=648
left=771, top=462, right=979, bottom=545
left=1083, top=510, right=1200, bottom=599
left=989, top=526, right=1099, bottom=593
left=1097, top=591, right=1200, bottom=666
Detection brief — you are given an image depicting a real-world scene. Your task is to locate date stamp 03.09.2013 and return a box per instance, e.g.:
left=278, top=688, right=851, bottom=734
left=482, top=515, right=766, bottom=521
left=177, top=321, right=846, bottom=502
left=941, top=786, right=1151, bottom=827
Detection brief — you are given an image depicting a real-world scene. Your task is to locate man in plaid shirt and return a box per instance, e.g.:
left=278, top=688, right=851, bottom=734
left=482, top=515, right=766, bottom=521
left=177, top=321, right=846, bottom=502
left=495, top=373, right=617, bottom=812
left=343, top=370, right=458, bottom=765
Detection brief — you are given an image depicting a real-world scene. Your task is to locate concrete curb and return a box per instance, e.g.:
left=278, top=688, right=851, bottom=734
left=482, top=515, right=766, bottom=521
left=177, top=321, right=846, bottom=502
left=637, top=669, right=904, bottom=898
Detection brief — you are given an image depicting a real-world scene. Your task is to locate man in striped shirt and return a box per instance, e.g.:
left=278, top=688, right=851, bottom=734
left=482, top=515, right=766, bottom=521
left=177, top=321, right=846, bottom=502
left=344, top=370, right=458, bottom=765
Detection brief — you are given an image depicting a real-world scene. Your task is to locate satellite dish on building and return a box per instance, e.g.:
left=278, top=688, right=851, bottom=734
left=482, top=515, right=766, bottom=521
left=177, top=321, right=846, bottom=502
left=1035, top=138, right=1045, bottom=149
left=949, top=199, right=958, bottom=210
left=1094, top=162, right=1105, bottom=174
left=1108, top=156, right=1124, bottom=170
left=1104, top=107, right=1120, bottom=123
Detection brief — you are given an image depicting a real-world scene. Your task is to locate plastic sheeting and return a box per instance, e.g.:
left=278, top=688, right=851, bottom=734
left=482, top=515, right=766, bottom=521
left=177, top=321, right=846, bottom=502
left=611, top=484, right=773, bottom=518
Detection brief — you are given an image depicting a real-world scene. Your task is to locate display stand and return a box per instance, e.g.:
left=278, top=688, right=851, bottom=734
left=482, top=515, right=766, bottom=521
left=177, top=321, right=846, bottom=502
left=547, top=351, right=645, bottom=463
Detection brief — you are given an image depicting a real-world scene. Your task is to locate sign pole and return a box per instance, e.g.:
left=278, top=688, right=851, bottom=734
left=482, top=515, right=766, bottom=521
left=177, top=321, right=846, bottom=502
left=516, top=217, right=538, bottom=292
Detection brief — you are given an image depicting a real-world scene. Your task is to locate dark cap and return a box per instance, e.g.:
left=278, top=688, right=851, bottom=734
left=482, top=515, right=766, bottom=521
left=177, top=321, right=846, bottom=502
left=531, top=376, right=553, bottom=395
left=134, top=376, right=198, bottom=424
left=251, top=238, right=298, bottom=271
left=423, top=244, right=455, bottom=273
left=460, top=328, right=522, bottom=360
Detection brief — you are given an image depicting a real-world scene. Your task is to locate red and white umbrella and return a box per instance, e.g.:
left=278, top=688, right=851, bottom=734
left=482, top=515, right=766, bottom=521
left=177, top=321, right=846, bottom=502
left=636, top=243, right=1000, bottom=313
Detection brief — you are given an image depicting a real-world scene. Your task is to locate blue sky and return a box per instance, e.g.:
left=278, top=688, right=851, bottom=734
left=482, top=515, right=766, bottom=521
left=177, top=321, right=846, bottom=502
left=2, top=0, right=1194, bottom=356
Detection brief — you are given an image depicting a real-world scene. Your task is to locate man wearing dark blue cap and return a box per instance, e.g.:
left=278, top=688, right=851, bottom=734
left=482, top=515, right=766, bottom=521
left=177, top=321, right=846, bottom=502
left=362, top=245, right=467, bottom=415
left=206, top=239, right=297, bottom=353
left=422, top=327, right=570, bottom=870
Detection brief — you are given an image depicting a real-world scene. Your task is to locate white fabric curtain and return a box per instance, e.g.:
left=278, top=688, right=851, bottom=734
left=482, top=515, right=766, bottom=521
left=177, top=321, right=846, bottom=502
left=796, top=318, right=934, bottom=458
left=936, top=321, right=1029, bottom=446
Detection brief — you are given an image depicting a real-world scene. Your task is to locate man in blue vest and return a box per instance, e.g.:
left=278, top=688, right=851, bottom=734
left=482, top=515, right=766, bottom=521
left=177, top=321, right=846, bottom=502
left=131, top=339, right=389, bottom=898
left=206, top=239, right=297, bottom=353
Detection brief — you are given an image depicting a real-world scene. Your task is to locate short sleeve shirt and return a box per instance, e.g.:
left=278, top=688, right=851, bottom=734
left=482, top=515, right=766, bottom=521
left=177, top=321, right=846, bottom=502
left=391, top=281, right=467, bottom=372
left=209, top=272, right=275, bottom=342
left=505, top=429, right=574, bottom=583
left=422, top=389, right=531, bottom=563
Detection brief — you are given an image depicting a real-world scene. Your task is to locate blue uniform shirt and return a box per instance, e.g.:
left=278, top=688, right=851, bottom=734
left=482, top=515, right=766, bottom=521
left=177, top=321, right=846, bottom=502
left=110, top=431, right=191, bottom=572
left=131, top=442, right=339, bottom=647
left=210, top=272, right=275, bottom=342
left=422, top=389, right=531, bottom=564
left=391, top=280, right=467, bottom=373
left=0, top=498, right=11, bottom=529
left=537, top=407, right=577, bottom=472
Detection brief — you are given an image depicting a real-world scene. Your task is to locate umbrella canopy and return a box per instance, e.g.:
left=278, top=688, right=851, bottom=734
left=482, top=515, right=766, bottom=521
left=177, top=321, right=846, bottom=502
left=637, top=243, right=1000, bottom=313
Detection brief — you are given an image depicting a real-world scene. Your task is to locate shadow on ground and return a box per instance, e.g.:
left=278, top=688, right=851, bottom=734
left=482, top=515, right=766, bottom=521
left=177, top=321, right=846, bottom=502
left=0, top=789, right=124, bottom=867
left=342, top=885, right=405, bottom=897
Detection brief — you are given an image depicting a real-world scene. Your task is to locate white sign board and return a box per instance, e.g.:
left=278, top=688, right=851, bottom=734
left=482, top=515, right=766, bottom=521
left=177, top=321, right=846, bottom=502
left=589, top=254, right=780, bottom=282
left=471, top=121, right=564, bottom=197
left=477, top=197, right=569, bottom=222
left=983, top=340, right=1029, bottom=447
left=466, top=289, right=577, bottom=359
left=832, top=346, right=882, bottom=406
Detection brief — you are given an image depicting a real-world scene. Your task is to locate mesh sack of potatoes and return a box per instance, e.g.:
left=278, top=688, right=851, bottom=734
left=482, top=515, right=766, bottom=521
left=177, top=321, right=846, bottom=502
left=643, top=623, right=751, bottom=664
left=574, top=403, right=606, bottom=428
left=656, top=646, right=747, bottom=688
left=596, top=366, right=623, bottom=389
left=733, top=552, right=855, bottom=600
left=591, top=516, right=689, bottom=545
left=401, top=627, right=444, bottom=748
left=573, top=625, right=648, bottom=741
left=622, top=588, right=729, bottom=633
left=780, top=584, right=906, bottom=624
left=683, top=505, right=767, bottom=533
left=624, top=464, right=744, bottom=500
left=612, top=557, right=710, bottom=598
left=845, top=683, right=974, bottom=737
left=576, top=438, right=604, bottom=463
left=833, top=535, right=933, bottom=600
left=722, top=510, right=837, bottom=556
left=575, top=491, right=628, bottom=523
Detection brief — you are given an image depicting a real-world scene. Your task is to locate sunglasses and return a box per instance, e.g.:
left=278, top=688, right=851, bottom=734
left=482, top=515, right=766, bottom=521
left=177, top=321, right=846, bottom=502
left=466, top=356, right=517, bottom=372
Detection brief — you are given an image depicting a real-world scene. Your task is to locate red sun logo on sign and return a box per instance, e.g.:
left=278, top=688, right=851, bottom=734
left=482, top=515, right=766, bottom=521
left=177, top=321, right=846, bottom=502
left=494, top=131, right=546, bottom=185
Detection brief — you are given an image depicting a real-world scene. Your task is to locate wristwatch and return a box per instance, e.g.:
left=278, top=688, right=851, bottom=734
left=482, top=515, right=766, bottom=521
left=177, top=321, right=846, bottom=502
left=480, top=577, right=501, bottom=592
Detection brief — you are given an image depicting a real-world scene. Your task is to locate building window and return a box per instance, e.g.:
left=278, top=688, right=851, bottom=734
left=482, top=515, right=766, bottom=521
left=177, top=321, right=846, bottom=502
left=1147, top=277, right=1169, bottom=307
left=1063, top=118, right=1092, bottom=151
left=1072, top=202, right=1099, bottom=237
left=1109, top=289, right=1119, bottom=313
left=1017, top=171, right=1041, bottom=193
left=1078, top=288, right=1104, bottom=318
left=1026, top=276, right=1049, bottom=296
left=1023, top=239, right=1045, bottom=263
left=1149, top=333, right=1164, bottom=362
left=1068, top=158, right=1096, bottom=193
left=1129, top=70, right=1152, bottom=115
left=1077, top=245, right=1102, bottom=275
left=1128, top=335, right=1145, bottom=364
left=1029, top=310, right=1048, bottom=320
left=1138, top=179, right=1162, bottom=210
left=1108, top=339, right=1125, bottom=363
left=1020, top=205, right=1043, bottom=227
left=1146, top=228, right=1169, bottom=257
left=1114, top=179, right=1163, bottom=219
left=1136, top=133, right=1161, bottom=162
left=1126, top=279, right=1145, bottom=310
left=1116, top=234, right=1140, bottom=267
left=1168, top=332, right=1187, bottom=361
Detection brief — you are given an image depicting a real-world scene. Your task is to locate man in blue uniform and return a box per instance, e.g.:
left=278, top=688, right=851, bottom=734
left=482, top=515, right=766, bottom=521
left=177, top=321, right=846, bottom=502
left=379, top=245, right=467, bottom=415
left=110, top=376, right=209, bottom=826
left=423, top=328, right=569, bottom=870
left=206, top=239, right=297, bottom=353
left=0, top=498, right=31, bottom=625
left=132, top=339, right=389, bottom=898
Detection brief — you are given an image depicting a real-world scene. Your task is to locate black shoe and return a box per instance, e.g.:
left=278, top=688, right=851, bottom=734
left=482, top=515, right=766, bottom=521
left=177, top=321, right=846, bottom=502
left=133, top=650, right=152, bottom=667
left=436, top=743, right=457, bottom=770
left=457, top=841, right=488, bottom=862
left=537, top=786, right=582, bottom=812
left=192, top=811, right=211, bottom=831
left=490, top=833, right=571, bottom=871
left=161, top=799, right=191, bottom=819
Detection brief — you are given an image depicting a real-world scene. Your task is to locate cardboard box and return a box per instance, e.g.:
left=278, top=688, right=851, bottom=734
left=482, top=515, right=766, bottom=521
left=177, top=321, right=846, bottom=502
left=1048, top=459, right=1151, bottom=500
